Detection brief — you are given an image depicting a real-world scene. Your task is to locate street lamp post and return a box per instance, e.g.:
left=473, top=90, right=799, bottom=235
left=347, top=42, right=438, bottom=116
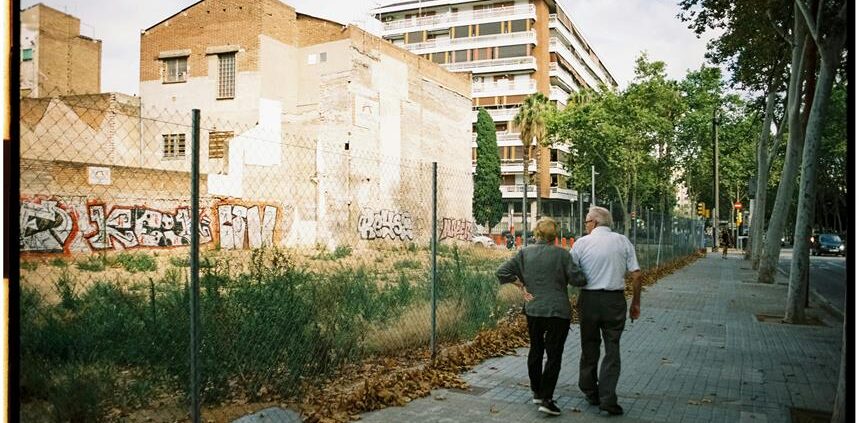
left=712, top=108, right=720, bottom=251
left=591, top=165, right=597, bottom=206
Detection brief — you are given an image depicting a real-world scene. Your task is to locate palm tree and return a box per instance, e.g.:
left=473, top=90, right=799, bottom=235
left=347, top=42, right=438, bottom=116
left=514, top=93, right=550, bottom=233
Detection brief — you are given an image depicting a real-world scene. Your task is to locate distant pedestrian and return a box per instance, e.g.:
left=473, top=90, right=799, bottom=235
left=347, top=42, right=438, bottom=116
left=720, top=229, right=731, bottom=259
left=569, top=206, right=641, bottom=416
left=496, top=217, right=587, bottom=417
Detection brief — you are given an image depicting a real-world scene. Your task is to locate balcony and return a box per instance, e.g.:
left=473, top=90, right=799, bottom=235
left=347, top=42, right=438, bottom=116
left=473, top=79, right=537, bottom=97
left=548, top=160, right=570, bottom=175
left=550, top=187, right=578, bottom=200
left=549, top=15, right=610, bottom=86
left=471, top=107, right=520, bottom=123
left=549, top=85, right=569, bottom=107
left=501, top=184, right=537, bottom=199
left=472, top=132, right=524, bottom=146
left=549, top=62, right=580, bottom=93
left=499, top=158, right=535, bottom=174
left=404, top=30, right=536, bottom=55
left=442, top=56, right=537, bottom=74
left=380, top=4, right=537, bottom=35
left=549, top=37, right=599, bottom=89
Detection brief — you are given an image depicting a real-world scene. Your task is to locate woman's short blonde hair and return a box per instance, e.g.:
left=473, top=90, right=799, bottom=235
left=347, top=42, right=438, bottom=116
left=534, top=217, right=558, bottom=242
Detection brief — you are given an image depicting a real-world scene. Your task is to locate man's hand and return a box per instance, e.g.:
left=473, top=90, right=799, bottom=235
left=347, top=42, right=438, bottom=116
left=629, top=302, right=640, bottom=321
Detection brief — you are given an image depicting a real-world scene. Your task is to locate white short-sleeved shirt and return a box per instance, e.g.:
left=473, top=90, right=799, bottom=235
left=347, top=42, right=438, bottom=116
left=570, top=226, right=640, bottom=291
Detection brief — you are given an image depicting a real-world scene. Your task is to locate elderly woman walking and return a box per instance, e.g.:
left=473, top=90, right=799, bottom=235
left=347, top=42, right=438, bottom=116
left=496, top=217, right=587, bottom=416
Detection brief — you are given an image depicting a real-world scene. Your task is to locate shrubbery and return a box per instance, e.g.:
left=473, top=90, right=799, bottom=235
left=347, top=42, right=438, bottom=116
left=21, top=246, right=507, bottom=419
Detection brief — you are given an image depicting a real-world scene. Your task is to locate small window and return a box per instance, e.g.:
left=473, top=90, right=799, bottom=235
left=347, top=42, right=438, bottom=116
left=163, top=133, right=186, bottom=159
left=509, top=19, right=527, bottom=33
left=498, top=45, right=528, bottom=58
left=21, top=48, right=33, bottom=61
left=208, top=131, right=233, bottom=159
left=163, top=57, right=188, bottom=83
left=319, top=52, right=327, bottom=62
left=217, top=53, right=235, bottom=99
left=479, top=22, right=502, bottom=36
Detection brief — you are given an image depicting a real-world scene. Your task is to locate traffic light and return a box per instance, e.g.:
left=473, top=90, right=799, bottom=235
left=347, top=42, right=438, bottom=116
left=736, top=209, right=743, bottom=226
left=697, top=202, right=705, bottom=217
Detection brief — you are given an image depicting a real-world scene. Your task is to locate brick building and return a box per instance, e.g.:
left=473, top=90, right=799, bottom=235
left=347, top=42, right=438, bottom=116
left=20, top=3, right=102, bottom=97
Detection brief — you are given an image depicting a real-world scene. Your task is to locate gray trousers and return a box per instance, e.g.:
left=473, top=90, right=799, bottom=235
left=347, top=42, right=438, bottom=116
left=577, top=290, right=626, bottom=407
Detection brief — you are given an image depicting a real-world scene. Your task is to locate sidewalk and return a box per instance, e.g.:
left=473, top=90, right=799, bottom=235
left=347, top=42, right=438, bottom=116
left=355, top=251, right=843, bottom=423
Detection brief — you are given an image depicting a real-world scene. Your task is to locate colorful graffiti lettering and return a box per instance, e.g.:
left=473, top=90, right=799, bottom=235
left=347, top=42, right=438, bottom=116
left=439, top=217, right=473, bottom=242
left=20, top=198, right=78, bottom=253
left=358, top=208, right=414, bottom=241
left=85, top=203, right=213, bottom=250
left=217, top=204, right=278, bottom=249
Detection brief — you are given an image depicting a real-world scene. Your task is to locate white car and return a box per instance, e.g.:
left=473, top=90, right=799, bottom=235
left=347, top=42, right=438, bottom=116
left=472, top=235, right=495, bottom=248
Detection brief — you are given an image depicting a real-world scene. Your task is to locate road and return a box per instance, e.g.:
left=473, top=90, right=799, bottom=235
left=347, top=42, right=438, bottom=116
left=778, top=248, right=846, bottom=315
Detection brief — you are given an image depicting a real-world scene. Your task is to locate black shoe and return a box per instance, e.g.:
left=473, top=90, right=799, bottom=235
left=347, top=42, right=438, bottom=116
left=538, top=399, right=562, bottom=416
left=599, top=404, right=624, bottom=416
left=585, top=395, right=600, bottom=406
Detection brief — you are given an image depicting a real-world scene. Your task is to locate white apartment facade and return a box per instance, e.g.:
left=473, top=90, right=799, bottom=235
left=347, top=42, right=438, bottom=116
left=371, top=0, right=616, bottom=234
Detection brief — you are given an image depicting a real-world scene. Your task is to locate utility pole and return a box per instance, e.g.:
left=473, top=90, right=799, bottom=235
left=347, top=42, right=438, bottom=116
left=712, top=108, right=720, bottom=251
left=591, top=165, right=597, bottom=206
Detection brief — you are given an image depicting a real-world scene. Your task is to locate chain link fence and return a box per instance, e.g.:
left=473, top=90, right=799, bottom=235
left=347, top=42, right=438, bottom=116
left=18, top=90, right=705, bottom=421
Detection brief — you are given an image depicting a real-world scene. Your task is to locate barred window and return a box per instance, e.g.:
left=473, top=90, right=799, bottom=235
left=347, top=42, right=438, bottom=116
left=163, top=57, right=188, bottom=83
left=163, top=133, right=186, bottom=159
left=218, top=53, right=236, bottom=99
left=208, top=131, right=233, bottom=159
left=22, top=48, right=33, bottom=61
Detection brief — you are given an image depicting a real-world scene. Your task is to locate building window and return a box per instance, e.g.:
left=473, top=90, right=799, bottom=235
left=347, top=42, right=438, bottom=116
left=163, top=133, right=186, bottom=159
left=453, top=50, right=467, bottom=63
left=431, top=52, right=446, bottom=64
left=479, top=21, right=502, bottom=36
left=21, top=48, right=33, bottom=61
left=163, top=57, right=188, bottom=83
left=406, top=31, right=424, bottom=44
left=453, top=25, right=470, bottom=38
left=319, top=52, right=327, bottom=62
left=498, top=45, right=528, bottom=58
left=509, top=19, right=528, bottom=33
left=209, top=131, right=232, bottom=159
left=217, top=53, right=235, bottom=99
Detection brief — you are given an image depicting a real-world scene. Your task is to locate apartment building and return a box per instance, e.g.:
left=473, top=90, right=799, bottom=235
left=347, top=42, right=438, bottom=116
left=370, top=0, right=616, bottom=233
left=20, top=3, right=102, bottom=97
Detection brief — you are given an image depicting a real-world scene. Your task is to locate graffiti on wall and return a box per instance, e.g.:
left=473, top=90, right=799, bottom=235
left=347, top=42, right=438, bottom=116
left=85, top=203, right=213, bottom=250
left=439, top=217, right=473, bottom=242
left=20, top=198, right=78, bottom=253
left=358, top=208, right=414, bottom=241
left=217, top=204, right=278, bottom=249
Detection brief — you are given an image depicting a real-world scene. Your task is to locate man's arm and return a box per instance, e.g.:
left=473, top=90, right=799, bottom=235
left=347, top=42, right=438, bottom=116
left=628, top=270, right=641, bottom=320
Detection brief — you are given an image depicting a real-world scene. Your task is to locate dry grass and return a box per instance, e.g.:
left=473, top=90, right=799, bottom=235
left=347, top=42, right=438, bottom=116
left=363, top=300, right=464, bottom=353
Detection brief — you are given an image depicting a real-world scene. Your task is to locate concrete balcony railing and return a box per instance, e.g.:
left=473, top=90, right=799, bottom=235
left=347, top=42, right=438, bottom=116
left=381, top=4, right=536, bottom=35
left=549, top=62, right=580, bottom=93
left=549, top=15, right=610, bottom=86
left=549, top=37, right=600, bottom=89
left=472, top=107, right=520, bottom=123
left=549, top=85, right=569, bottom=107
left=442, top=56, right=537, bottom=74
left=472, top=132, right=524, bottom=146
left=548, top=160, right=571, bottom=175
left=550, top=186, right=577, bottom=200
left=473, top=79, right=537, bottom=97
left=499, top=159, right=536, bottom=174
left=501, top=184, right=538, bottom=199
left=404, top=30, right=536, bottom=55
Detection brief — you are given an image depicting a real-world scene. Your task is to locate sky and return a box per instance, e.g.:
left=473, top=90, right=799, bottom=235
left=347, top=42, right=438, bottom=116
left=19, top=0, right=720, bottom=95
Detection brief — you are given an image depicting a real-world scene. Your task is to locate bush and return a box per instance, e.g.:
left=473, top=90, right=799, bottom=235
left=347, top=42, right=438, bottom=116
left=76, top=256, right=106, bottom=272
left=115, top=252, right=157, bottom=273
left=169, top=256, right=189, bottom=267
left=21, top=261, right=39, bottom=271
left=50, top=258, right=68, bottom=268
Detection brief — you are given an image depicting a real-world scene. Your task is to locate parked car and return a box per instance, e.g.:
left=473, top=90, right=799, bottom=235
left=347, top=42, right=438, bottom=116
left=472, top=235, right=495, bottom=248
left=811, top=233, right=845, bottom=256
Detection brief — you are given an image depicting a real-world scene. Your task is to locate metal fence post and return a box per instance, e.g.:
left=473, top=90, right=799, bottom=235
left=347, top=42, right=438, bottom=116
left=431, top=162, right=438, bottom=360
left=189, top=109, right=201, bottom=423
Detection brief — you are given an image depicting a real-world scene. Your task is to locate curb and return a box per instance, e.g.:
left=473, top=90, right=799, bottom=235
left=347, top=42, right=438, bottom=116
left=776, top=265, right=844, bottom=320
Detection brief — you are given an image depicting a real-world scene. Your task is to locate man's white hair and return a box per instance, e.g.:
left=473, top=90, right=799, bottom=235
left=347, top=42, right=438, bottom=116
left=587, top=206, right=613, bottom=227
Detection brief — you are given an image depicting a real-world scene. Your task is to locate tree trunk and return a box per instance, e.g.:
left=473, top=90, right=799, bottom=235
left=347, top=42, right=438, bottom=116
left=749, top=85, right=778, bottom=264
left=758, top=7, right=809, bottom=284
left=831, top=318, right=846, bottom=423
left=785, top=18, right=844, bottom=323
left=614, top=184, right=629, bottom=235
left=523, top=143, right=531, bottom=236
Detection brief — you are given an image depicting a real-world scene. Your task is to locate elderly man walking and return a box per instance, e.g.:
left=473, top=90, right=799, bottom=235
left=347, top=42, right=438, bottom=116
left=570, top=206, right=641, bottom=416
left=496, top=217, right=587, bottom=416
